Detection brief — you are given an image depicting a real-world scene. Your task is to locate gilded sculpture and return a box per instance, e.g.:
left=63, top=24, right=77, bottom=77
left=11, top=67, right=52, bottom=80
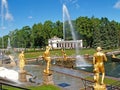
left=93, top=47, right=107, bottom=86
left=19, top=51, right=26, bottom=72
left=43, top=46, right=51, bottom=74
left=61, top=49, right=67, bottom=61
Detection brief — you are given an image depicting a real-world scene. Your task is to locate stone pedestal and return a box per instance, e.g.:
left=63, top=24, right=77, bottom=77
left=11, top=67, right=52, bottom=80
left=42, top=72, right=54, bottom=85
left=18, top=70, right=27, bottom=82
left=93, top=84, right=106, bottom=90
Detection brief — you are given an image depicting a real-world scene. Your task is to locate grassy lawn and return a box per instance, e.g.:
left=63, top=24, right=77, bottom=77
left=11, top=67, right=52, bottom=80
left=86, top=76, right=120, bottom=85
left=28, top=85, right=61, bottom=90
left=24, top=48, right=97, bottom=59
left=2, top=84, right=61, bottom=90
left=24, top=48, right=116, bottom=59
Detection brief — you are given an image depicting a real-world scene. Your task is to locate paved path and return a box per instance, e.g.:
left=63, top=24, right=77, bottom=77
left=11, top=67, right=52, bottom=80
left=51, top=65, right=120, bottom=90
left=51, top=66, right=92, bottom=78
left=51, top=66, right=93, bottom=90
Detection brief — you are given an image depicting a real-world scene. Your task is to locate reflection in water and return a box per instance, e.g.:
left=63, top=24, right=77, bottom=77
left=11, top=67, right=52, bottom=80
left=25, top=65, right=84, bottom=90
left=27, top=57, right=120, bottom=78
left=105, top=62, right=120, bottom=78
left=75, top=61, right=120, bottom=78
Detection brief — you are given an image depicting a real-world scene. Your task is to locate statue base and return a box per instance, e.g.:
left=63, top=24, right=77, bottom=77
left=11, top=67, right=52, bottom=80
left=18, top=70, right=27, bottom=82
left=93, top=84, right=106, bottom=90
left=42, top=72, right=54, bottom=85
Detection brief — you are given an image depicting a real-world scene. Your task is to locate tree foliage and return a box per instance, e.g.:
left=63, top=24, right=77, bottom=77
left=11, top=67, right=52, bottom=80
left=0, top=16, right=120, bottom=49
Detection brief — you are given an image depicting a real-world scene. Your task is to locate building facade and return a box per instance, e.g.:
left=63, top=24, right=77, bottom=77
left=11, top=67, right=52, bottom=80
left=48, top=36, right=83, bottom=49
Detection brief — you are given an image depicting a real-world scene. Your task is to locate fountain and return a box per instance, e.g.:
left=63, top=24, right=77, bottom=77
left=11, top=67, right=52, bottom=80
left=0, top=0, right=14, bottom=65
left=0, top=37, right=14, bottom=65
left=63, top=4, right=120, bottom=79
left=7, top=37, right=11, bottom=49
left=64, top=4, right=120, bottom=79
left=0, top=0, right=27, bottom=84
left=63, top=4, right=91, bottom=67
left=1, top=0, right=13, bottom=28
left=6, top=37, right=17, bottom=66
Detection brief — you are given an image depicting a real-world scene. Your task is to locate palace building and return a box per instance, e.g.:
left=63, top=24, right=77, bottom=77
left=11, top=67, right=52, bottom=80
left=48, top=36, right=83, bottom=49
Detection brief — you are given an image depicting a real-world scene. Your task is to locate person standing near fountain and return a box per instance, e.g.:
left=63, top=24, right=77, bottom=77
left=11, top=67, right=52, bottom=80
left=42, top=46, right=51, bottom=74
left=93, top=47, right=107, bottom=89
left=19, top=50, right=26, bottom=72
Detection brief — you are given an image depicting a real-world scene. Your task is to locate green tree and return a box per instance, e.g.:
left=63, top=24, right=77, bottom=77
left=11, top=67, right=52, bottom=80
left=31, top=23, right=45, bottom=48
left=22, top=26, right=31, bottom=49
left=76, top=16, right=94, bottom=48
left=43, top=20, right=54, bottom=45
left=53, top=20, right=63, bottom=38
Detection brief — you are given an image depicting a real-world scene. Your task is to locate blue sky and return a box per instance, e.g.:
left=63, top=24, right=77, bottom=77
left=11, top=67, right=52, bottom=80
left=0, top=0, right=120, bottom=37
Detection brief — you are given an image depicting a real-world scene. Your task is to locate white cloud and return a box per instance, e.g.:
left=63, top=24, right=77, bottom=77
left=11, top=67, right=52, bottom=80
left=5, top=12, right=13, bottom=21
left=114, top=0, right=120, bottom=9
left=28, top=16, right=33, bottom=19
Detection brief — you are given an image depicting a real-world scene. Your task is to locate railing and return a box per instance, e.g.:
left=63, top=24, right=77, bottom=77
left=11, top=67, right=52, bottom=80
left=81, top=78, right=94, bottom=90
left=0, top=81, right=30, bottom=90
left=107, top=81, right=120, bottom=90
left=81, top=79, right=120, bottom=90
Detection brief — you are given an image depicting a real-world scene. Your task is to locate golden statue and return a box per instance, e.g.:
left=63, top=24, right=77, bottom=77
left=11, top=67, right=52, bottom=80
left=42, top=46, right=51, bottom=74
left=61, top=49, right=67, bottom=61
left=93, top=47, right=107, bottom=86
left=19, top=51, right=26, bottom=72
